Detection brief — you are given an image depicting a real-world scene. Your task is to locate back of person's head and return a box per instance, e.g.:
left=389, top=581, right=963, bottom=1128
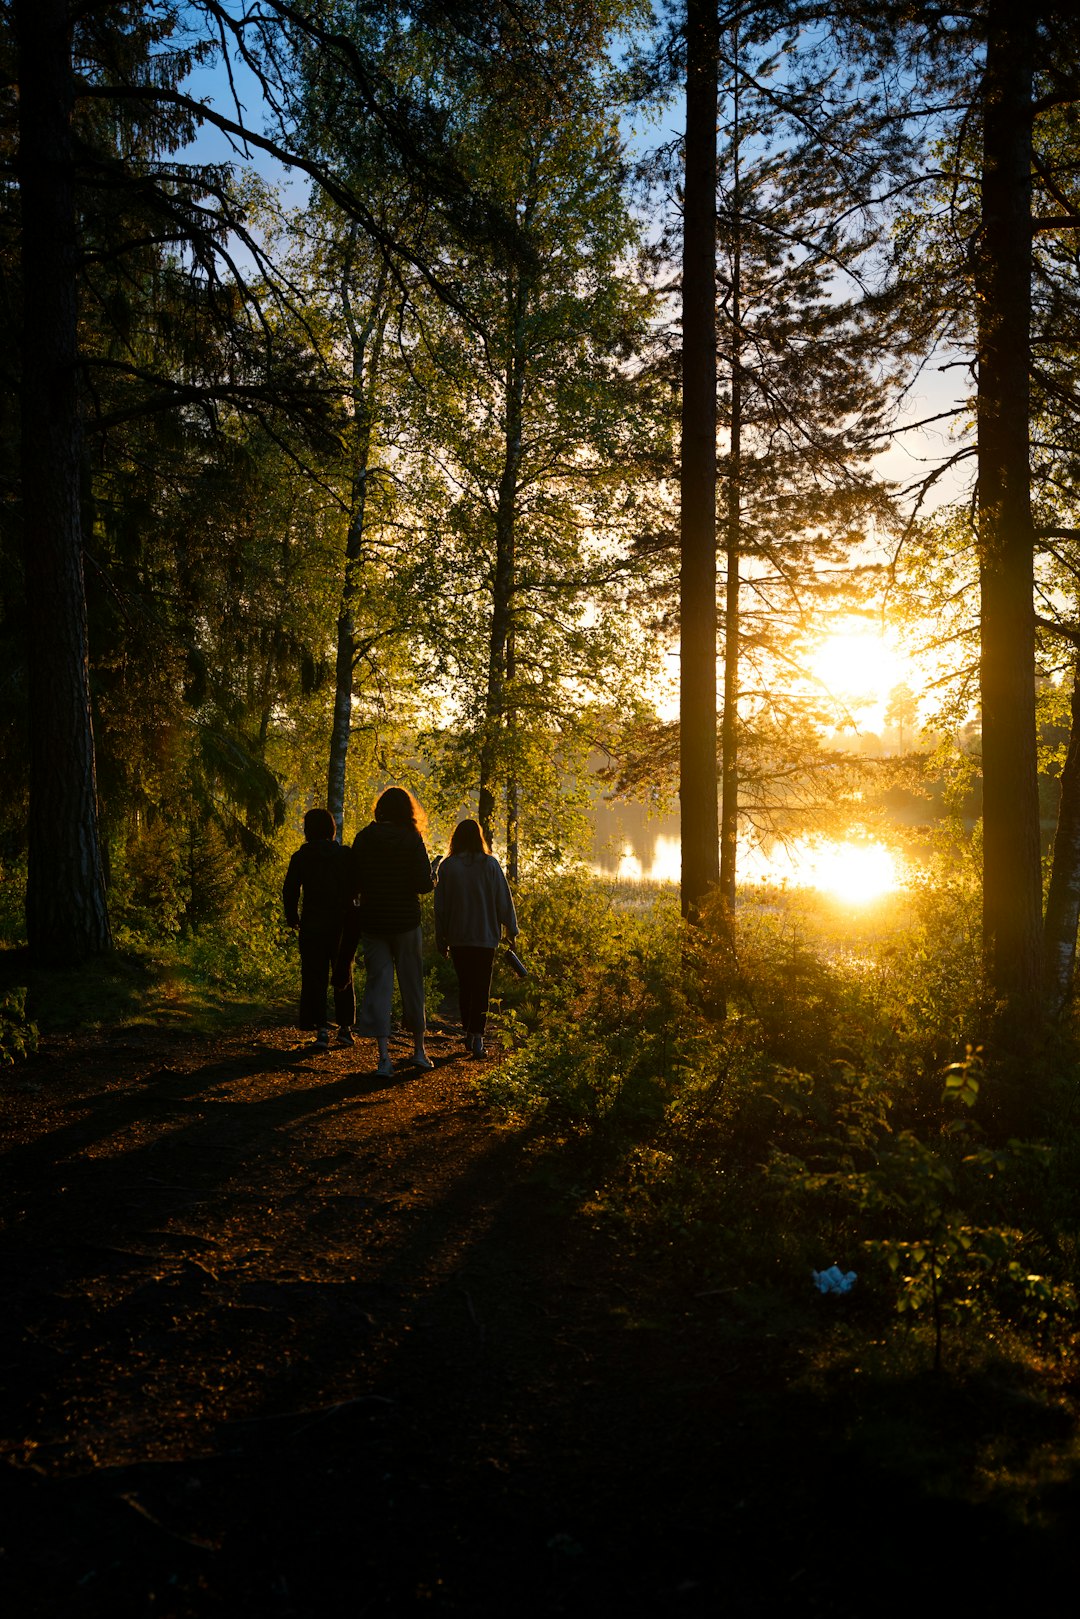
left=449, top=818, right=489, bottom=857
left=373, top=786, right=427, bottom=839
left=304, top=807, right=336, bottom=842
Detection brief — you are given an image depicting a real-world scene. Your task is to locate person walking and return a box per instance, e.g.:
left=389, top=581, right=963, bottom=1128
left=434, top=818, right=518, bottom=1058
left=282, top=808, right=357, bottom=1049
left=352, top=787, right=435, bottom=1078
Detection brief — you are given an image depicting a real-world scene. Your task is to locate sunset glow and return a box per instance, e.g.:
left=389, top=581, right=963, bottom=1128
left=744, top=838, right=904, bottom=903
left=808, top=625, right=912, bottom=727
left=612, top=834, right=904, bottom=901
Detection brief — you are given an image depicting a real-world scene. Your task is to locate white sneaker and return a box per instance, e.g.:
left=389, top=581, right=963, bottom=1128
left=413, top=1051, right=434, bottom=1071
left=376, top=1055, right=394, bottom=1078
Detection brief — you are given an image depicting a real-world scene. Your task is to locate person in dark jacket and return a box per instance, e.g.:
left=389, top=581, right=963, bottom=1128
left=434, top=818, right=518, bottom=1057
left=282, top=807, right=356, bottom=1049
left=352, top=786, right=435, bottom=1078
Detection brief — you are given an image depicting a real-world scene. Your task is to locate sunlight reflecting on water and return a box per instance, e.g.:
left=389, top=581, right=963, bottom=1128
left=741, top=838, right=902, bottom=902
left=608, top=833, right=903, bottom=902
left=613, top=834, right=682, bottom=885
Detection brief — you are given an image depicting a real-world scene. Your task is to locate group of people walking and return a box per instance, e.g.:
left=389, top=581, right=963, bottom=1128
left=282, top=787, right=518, bottom=1078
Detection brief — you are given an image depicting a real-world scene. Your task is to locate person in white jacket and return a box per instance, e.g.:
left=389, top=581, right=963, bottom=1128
left=434, top=819, right=518, bottom=1057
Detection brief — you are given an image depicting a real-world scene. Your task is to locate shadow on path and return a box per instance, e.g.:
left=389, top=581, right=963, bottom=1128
left=1, top=1025, right=1076, bottom=1616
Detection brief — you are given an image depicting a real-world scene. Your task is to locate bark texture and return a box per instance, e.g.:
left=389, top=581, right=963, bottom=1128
left=719, top=55, right=742, bottom=914
left=326, top=241, right=386, bottom=840
left=1043, top=656, right=1080, bottom=1021
left=976, top=2, right=1041, bottom=1046
left=680, top=0, right=720, bottom=920
left=478, top=277, right=526, bottom=850
left=17, top=0, right=112, bottom=962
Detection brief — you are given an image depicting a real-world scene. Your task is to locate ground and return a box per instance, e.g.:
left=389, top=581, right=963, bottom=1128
left=1, top=1014, right=1077, bottom=1616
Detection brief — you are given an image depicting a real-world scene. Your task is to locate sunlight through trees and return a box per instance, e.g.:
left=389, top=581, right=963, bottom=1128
left=3, top=0, right=1080, bottom=1043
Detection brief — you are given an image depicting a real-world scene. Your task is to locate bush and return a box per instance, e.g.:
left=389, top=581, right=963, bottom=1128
left=110, top=818, right=191, bottom=942
left=472, top=867, right=1078, bottom=1368
left=181, top=861, right=295, bottom=999
left=0, top=986, right=38, bottom=1064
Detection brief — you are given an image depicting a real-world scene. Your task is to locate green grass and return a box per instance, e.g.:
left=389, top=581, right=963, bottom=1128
left=0, top=940, right=292, bottom=1038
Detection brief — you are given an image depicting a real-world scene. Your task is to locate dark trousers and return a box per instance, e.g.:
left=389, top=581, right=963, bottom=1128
left=298, top=924, right=356, bottom=1029
left=450, top=945, right=496, bottom=1035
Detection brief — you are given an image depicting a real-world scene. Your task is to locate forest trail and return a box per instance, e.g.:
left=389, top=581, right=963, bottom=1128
left=0, top=1020, right=1072, bottom=1617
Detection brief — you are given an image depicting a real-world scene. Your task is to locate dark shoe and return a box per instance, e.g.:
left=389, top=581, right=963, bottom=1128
left=337, top=1027, right=355, bottom=1047
left=315, top=1027, right=330, bottom=1049
left=470, top=1034, right=486, bottom=1058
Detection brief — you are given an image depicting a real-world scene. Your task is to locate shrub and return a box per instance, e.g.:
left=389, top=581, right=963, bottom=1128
left=110, top=818, right=191, bottom=942
left=0, top=987, right=38, bottom=1064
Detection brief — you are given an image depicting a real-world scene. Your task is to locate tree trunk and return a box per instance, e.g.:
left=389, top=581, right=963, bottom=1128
left=478, top=282, right=526, bottom=850
left=1043, top=652, right=1080, bottom=1021
left=506, top=778, right=520, bottom=883
left=327, top=239, right=386, bottom=839
left=976, top=2, right=1041, bottom=1048
left=17, top=0, right=112, bottom=963
left=719, top=43, right=742, bottom=914
left=680, top=0, right=720, bottom=921
left=505, top=624, right=520, bottom=881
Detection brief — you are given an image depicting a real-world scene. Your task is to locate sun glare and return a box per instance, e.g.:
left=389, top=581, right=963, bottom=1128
left=611, top=833, right=902, bottom=901
left=615, top=835, right=681, bottom=885
left=743, top=837, right=902, bottom=902
left=809, top=626, right=910, bottom=725
left=800, top=840, right=902, bottom=904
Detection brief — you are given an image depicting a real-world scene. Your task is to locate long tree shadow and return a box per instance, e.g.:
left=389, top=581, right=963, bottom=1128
left=3, top=1035, right=1078, bottom=1618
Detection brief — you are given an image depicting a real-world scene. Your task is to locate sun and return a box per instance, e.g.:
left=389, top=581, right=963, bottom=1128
left=802, top=839, right=902, bottom=903
left=809, top=625, right=909, bottom=723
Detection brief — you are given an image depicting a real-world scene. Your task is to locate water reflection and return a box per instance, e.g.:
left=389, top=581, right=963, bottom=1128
left=601, top=832, right=903, bottom=902
left=591, top=797, right=905, bottom=901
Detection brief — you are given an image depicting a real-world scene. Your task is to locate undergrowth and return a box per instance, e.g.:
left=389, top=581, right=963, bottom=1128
left=476, top=865, right=1080, bottom=1380
left=4, top=845, right=1080, bottom=1519
left=5, top=841, right=1080, bottom=1385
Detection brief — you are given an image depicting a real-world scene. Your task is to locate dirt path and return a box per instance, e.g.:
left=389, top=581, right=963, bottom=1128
left=0, top=1021, right=1072, bottom=1616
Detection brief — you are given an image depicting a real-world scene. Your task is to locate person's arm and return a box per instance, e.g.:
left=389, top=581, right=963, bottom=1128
left=433, top=864, right=450, bottom=955
left=415, top=837, right=435, bottom=896
left=346, top=841, right=364, bottom=902
left=495, top=861, right=519, bottom=940
left=282, top=853, right=302, bottom=929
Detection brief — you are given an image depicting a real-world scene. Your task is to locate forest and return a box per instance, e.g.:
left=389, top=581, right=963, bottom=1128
left=3, top=1, right=1080, bottom=1614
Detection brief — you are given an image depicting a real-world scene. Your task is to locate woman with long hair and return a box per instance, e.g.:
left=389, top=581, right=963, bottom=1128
left=433, top=818, right=518, bottom=1057
left=351, top=786, right=434, bottom=1078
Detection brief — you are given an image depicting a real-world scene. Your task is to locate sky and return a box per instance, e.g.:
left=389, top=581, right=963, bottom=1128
left=180, top=17, right=301, bottom=194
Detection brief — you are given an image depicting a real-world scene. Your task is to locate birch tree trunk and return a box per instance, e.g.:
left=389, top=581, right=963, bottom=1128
left=478, top=276, right=526, bottom=850
left=326, top=236, right=387, bottom=839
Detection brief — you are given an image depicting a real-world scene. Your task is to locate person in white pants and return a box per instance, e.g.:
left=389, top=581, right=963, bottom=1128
left=351, top=787, right=435, bottom=1078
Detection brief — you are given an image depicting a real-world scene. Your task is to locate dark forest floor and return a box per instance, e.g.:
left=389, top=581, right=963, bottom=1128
left=2, top=1014, right=1078, bottom=1617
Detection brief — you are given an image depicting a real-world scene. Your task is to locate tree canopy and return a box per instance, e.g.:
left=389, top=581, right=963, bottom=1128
left=4, top=0, right=1080, bottom=1046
